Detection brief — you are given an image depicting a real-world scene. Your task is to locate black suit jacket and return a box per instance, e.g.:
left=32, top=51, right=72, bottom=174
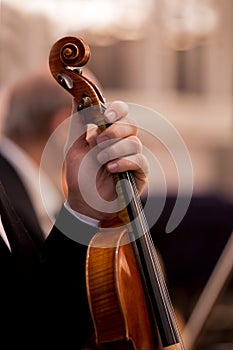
left=0, top=179, right=97, bottom=349
left=0, top=152, right=44, bottom=248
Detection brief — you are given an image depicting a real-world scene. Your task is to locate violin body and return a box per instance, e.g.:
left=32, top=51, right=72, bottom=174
left=86, top=226, right=160, bottom=349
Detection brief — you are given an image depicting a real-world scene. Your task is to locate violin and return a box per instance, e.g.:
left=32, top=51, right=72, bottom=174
left=49, top=36, right=185, bottom=350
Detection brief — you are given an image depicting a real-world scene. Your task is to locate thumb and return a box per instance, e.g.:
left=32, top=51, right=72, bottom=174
left=64, top=100, right=88, bottom=157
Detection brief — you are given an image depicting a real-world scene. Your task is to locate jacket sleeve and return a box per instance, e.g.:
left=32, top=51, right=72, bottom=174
left=37, top=204, right=98, bottom=349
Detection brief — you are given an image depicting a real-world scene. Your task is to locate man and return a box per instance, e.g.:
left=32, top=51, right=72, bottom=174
left=0, top=100, right=148, bottom=349
left=0, top=69, right=71, bottom=247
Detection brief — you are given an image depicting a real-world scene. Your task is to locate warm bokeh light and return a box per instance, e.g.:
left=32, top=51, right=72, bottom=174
left=161, top=0, right=220, bottom=51
left=4, top=0, right=156, bottom=43
left=0, top=2, right=233, bottom=350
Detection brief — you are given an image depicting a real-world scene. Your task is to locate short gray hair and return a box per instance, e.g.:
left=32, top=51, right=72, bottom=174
left=3, top=69, right=71, bottom=140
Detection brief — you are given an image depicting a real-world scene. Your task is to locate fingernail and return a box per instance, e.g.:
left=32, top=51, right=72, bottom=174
left=107, top=162, right=118, bottom=171
left=104, top=110, right=117, bottom=123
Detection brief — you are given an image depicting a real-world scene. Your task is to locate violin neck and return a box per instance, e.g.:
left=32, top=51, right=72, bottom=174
left=117, top=170, right=185, bottom=349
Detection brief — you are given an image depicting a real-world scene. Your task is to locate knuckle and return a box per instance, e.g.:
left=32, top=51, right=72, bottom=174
left=130, top=136, right=142, bottom=154
left=108, top=143, right=118, bottom=160
left=106, top=123, right=121, bottom=140
left=107, top=100, right=129, bottom=116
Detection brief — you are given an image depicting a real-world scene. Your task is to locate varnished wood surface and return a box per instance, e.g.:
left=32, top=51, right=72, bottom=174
left=86, top=228, right=160, bottom=349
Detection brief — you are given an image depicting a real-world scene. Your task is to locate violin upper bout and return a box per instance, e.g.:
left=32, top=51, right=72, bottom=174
left=86, top=228, right=160, bottom=349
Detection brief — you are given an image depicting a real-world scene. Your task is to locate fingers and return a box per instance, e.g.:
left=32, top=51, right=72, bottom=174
left=66, top=99, right=143, bottom=176
left=98, top=101, right=137, bottom=144
left=104, top=101, right=129, bottom=123
left=66, top=100, right=131, bottom=156
left=97, top=118, right=137, bottom=145
left=98, top=101, right=146, bottom=177
left=107, top=153, right=149, bottom=176
left=97, top=133, right=149, bottom=183
left=97, top=136, right=142, bottom=165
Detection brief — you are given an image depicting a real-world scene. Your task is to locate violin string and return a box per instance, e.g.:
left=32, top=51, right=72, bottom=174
left=131, top=180, right=184, bottom=349
left=124, top=171, right=184, bottom=347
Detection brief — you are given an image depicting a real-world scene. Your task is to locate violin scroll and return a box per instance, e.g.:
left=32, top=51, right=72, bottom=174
left=49, top=36, right=105, bottom=112
left=58, top=36, right=90, bottom=67
left=49, top=35, right=90, bottom=69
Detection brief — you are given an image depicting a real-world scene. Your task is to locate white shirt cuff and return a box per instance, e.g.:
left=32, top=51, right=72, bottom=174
left=64, top=201, right=99, bottom=228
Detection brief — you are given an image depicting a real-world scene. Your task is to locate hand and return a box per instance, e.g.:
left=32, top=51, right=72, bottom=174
left=65, top=100, right=149, bottom=221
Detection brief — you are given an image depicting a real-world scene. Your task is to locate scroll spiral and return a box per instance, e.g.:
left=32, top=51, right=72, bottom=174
left=59, top=37, right=90, bottom=67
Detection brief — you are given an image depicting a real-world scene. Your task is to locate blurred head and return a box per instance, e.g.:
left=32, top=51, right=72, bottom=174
left=1, top=65, right=101, bottom=192
left=2, top=67, right=72, bottom=145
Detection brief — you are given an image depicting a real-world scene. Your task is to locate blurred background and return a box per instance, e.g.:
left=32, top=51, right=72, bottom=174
left=0, top=1, right=232, bottom=349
